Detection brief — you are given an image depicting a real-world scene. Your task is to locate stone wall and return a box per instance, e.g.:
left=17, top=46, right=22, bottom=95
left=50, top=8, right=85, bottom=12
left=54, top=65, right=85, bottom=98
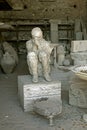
left=0, top=0, right=87, bottom=53
left=0, top=0, right=86, bottom=21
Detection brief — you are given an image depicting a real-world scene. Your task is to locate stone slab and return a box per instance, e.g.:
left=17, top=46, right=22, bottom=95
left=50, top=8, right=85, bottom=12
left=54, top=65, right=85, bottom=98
left=71, top=52, right=87, bottom=60
left=69, top=82, right=87, bottom=108
left=71, top=40, right=87, bottom=53
left=73, top=59, right=86, bottom=65
left=18, top=75, right=61, bottom=112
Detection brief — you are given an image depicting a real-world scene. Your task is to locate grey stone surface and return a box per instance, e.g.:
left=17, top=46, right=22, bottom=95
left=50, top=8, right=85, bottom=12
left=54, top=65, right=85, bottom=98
left=33, top=98, right=62, bottom=126
left=71, top=40, right=87, bottom=53
left=69, top=82, right=87, bottom=108
left=18, top=75, right=61, bottom=112
left=70, top=52, right=87, bottom=60
left=71, top=52, right=87, bottom=65
left=74, top=59, right=86, bottom=65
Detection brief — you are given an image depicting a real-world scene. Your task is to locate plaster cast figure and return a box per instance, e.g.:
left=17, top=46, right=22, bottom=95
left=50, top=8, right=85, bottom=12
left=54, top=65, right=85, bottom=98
left=0, top=42, right=18, bottom=73
left=57, top=45, right=65, bottom=66
left=26, top=27, right=53, bottom=83
left=2, top=42, right=18, bottom=64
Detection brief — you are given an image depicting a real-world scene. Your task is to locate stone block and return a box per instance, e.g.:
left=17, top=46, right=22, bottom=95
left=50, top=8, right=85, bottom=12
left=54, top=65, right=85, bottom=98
left=71, top=40, right=87, bottom=52
left=33, top=98, right=62, bottom=126
left=71, top=52, right=87, bottom=65
left=69, top=83, right=87, bottom=108
left=18, top=75, right=61, bottom=112
left=74, top=59, right=86, bottom=65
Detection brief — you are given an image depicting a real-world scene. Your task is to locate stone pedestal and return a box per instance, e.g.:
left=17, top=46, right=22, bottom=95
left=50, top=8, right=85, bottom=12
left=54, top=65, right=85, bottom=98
left=18, top=75, right=61, bottom=112
left=69, top=77, right=87, bottom=108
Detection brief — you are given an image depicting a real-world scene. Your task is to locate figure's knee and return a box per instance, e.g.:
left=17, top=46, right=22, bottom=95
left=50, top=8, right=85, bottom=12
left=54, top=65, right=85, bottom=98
left=27, top=52, right=37, bottom=60
left=39, top=51, right=47, bottom=58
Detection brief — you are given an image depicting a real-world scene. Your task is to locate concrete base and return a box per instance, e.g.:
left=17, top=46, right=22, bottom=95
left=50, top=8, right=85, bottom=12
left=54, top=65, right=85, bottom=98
left=18, top=75, right=61, bottom=112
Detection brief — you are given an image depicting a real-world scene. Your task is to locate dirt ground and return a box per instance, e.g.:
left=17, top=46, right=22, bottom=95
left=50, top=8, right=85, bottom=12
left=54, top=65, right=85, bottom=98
left=0, top=54, right=87, bottom=130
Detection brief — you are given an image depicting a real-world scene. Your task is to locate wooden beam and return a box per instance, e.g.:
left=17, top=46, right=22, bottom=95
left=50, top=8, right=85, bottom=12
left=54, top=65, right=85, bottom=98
left=6, top=0, right=24, bottom=10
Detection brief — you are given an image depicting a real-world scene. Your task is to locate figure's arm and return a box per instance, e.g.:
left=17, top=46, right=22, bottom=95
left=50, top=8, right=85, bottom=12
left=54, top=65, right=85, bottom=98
left=43, top=41, right=54, bottom=55
left=26, top=40, right=32, bottom=52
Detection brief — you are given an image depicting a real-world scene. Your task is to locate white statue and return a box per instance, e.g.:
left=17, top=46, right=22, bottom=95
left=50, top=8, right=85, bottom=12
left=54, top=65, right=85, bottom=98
left=26, top=27, right=53, bottom=83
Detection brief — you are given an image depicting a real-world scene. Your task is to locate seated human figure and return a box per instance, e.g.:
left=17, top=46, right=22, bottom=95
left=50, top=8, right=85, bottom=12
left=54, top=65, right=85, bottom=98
left=26, top=27, right=53, bottom=83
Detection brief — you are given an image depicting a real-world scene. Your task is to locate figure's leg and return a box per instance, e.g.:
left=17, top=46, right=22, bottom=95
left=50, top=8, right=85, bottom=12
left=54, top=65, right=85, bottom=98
left=39, top=51, right=51, bottom=81
left=27, top=52, right=38, bottom=83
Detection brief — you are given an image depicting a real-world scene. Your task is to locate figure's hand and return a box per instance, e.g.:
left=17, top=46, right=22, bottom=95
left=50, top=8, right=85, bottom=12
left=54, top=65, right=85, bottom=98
left=33, top=37, right=40, bottom=46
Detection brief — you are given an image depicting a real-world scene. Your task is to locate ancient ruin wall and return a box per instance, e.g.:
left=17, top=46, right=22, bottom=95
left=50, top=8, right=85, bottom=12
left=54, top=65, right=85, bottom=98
left=0, top=0, right=86, bottom=21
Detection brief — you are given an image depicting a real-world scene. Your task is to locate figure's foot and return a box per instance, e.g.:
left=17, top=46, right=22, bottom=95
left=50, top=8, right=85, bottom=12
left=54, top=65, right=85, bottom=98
left=44, top=73, right=51, bottom=82
left=32, top=75, right=38, bottom=83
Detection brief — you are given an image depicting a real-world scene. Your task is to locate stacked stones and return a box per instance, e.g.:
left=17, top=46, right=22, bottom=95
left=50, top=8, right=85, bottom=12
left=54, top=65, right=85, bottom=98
left=71, top=40, right=87, bottom=65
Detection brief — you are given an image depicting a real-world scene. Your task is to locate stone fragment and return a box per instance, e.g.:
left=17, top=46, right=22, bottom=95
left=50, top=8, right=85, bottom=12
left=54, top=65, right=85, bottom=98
left=69, top=83, right=87, bottom=108
left=71, top=52, right=87, bottom=65
left=33, top=98, right=62, bottom=126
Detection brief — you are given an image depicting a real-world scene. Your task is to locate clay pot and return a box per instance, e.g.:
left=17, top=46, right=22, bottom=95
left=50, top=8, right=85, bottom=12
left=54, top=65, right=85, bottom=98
left=1, top=52, right=16, bottom=74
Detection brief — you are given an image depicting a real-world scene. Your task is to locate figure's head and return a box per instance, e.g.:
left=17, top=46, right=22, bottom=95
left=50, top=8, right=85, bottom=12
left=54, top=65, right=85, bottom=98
left=31, top=27, right=43, bottom=39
